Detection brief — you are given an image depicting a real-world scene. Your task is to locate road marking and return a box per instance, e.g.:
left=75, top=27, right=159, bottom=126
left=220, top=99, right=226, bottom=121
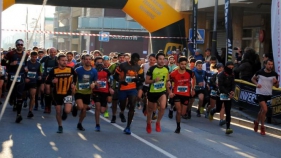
left=88, top=110, right=177, bottom=158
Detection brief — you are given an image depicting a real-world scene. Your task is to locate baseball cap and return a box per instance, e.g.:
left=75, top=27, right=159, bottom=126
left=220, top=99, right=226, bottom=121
left=103, top=55, right=110, bottom=60
left=195, top=49, right=201, bottom=53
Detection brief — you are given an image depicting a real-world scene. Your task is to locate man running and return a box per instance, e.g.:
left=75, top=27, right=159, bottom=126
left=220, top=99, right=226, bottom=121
left=45, top=53, right=77, bottom=133
left=169, top=56, right=195, bottom=133
left=108, top=53, right=125, bottom=123
left=5, top=39, right=29, bottom=123
left=24, top=51, right=41, bottom=118
left=92, top=57, right=114, bottom=131
left=145, top=52, right=169, bottom=133
left=113, top=53, right=144, bottom=134
left=72, top=54, right=97, bottom=131
left=252, top=59, right=279, bottom=135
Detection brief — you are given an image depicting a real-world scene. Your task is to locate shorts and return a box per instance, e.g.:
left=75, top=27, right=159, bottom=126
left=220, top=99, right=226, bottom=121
left=195, top=90, right=205, bottom=97
left=93, top=92, right=110, bottom=107
left=137, top=85, right=143, bottom=91
left=147, top=91, right=166, bottom=103
left=257, top=94, right=271, bottom=103
left=25, top=83, right=37, bottom=90
left=75, top=93, right=91, bottom=105
left=118, top=89, right=137, bottom=101
left=112, top=88, right=119, bottom=100
left=142, top=86, right=149, bottom=94
left=52, top=94, right=70, bottom=106
left=37, top=80, right=43, bottom=87
left=173, top=95, right=189, bottom=105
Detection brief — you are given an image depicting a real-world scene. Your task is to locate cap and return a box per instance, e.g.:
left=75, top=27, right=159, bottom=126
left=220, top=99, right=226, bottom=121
left=195, top=49, right=201, bottom=53
left=103, top=55, right=110, bottom=60
left=216, top=63, right=224, bottom=69
left=226, top=61, right=234, bottom=66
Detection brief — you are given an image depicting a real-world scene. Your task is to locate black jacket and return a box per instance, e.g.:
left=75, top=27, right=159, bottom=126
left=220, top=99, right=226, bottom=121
left=218, top=71, right=235, bottom=94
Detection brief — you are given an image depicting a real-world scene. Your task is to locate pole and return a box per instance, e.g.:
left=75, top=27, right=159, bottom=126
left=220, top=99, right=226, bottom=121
left=0, top=0, right=2, bottom=64
left=192, top=0, right=198, bottom=51
left=26, top=7, right=29, bottom=47
left=211, top=0, right=218, bottom=56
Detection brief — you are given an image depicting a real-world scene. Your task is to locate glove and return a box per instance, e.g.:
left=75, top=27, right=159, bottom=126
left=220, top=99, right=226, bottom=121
left=120, top=81, right=128, bottom=86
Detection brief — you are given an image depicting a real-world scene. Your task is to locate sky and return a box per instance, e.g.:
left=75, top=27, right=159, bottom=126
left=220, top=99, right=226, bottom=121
left=1, top=4, right=55, bottom=48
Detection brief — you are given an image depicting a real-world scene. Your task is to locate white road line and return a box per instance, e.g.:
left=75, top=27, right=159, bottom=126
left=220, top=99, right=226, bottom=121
left=88, top=110, right=177, bottom=158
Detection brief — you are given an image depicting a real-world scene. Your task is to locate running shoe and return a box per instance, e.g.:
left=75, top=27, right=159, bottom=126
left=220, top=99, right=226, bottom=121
left=168, top=109, right=173, bottom=119
left=33, top=105, right=38, bottom=111
left=146, top=123, right=152, bottom=133
left=152, top=112, right=157, bottom=120
left=40, top=102, right=45, bottom=109
left=253, top=120, right=259, bottom=132
left=119, top=113, right=126, bottom=122
left=225, top=128, right=233, bottom=135
left=77, top=123, right=85, bottom=131
left=95, top=125, right=100, bottom=132
left=219, top=120, right=226, bottom=126
left=27, top=111, right=34, bottom=118
left=205, top=111, right=209, bottom=119
left=57, top=126, right=63, bottom=133
left=156, top=122, right=161, bottom=132
left=104, top=110, right=109, bottom=118
left=260, top=126, right=266, bottom=135
left=200, top=107, right=204, bottom=114
left=111, top=115, right=116, bottom=123
left=175, top=127, right=181, bottom=134
left=23, top=101, right=28, bottom=108
left=196, top=110, right=201, bottom=117
left=15, top=115, right=22, bottom=123
left=182, top=114, right=188, bottom=119
left=62, top=110, right=68, bottom=121
left=208, top=113, right=214, bottom=121
left=72, top=104, right=78, bottom=117
left=123, top=127, right=131, bottom=135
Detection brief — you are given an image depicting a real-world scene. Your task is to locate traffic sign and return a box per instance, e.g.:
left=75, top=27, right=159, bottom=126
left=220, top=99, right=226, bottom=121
left=99, top=31, right=110, bottom=42
left=189, top=29, right=205, bottom=44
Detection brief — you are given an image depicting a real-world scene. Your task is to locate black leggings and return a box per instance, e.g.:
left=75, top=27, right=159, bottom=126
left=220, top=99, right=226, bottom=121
left=211, top=97, right=231, bottom=129
left=119, top=95, right=136, bottom=128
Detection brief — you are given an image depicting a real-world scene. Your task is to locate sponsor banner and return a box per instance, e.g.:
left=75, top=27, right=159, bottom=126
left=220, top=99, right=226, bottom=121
left=192, top=0, right=198, bottom=50
left=225, top=0, right=233, bottom=62
left=271, top=0, right=281, bottom=86
left=233, top=80, right=281, bottom=116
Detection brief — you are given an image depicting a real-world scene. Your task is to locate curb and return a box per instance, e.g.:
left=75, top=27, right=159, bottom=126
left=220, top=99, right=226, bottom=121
left=190, top=106, right=281, bottom=136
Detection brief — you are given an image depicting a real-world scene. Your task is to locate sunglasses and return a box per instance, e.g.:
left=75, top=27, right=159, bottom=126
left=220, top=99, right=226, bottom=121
left=17, top=44, right=23, bottom=46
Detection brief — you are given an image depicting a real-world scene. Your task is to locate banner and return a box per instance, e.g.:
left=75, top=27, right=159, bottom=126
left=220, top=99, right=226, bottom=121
left=225, top=0, right=233, bottom=63
left=233, top=80, right=281, bottom=117
left=271, top=0, right=281, bottom=86
left=192, top=0, right=198, bottom=51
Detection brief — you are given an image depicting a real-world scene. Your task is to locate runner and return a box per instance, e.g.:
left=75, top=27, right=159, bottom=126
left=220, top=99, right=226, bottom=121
left=72, top=54, right=97, bottom=131
left=40, top=47, right=58, bottom=113
left=24, top=51, right=41, bottom=118
left=108, top=53, right=125, bottom=123
left=5, top=39, right=29, bottom=123
left=252, top=59, right=279, bottom=135
left=66, top=51, right=76, bottom=68
left=145, top=52, right=169, bottom=133
left=45, top=53, right=77, bottom=133
left=113, top=53, right=144, bottom=134
left=169, top=56, right=195, bottom=133
left=92, top=57, right=114, bottom=131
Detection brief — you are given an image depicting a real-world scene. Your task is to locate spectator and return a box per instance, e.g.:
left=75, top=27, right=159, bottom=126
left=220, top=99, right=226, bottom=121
left=262, top=53, right=273, bottom=68
left=233, top=51, right=254, bottom=82
left=217, top=48, right=226, bottom=66
left=204, top=48, right=211, bottom=63
left=168, top=56, right=177, bottom=73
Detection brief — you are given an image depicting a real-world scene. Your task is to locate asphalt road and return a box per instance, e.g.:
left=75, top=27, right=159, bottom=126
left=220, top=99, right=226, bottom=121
left=0, top=105, right=281, bottom=158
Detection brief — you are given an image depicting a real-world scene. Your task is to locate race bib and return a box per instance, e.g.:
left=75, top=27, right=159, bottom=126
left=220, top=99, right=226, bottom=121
left=97, top=81, right=107, bottom=88
left=63, top=95, right=73, bottom=104
left=46, top=67, right=52, bottom=73
left=210, top=90, right=217, bottom=97
left=220, top=93, right=230, bottom=100
left=11, top=75, right=21, bottom=82
left=78, top=82, right=90, bottom=90
left=27, top=72, right=36, bottom=78
left=194, top=85, right=203, bottom=91
left=125, top=76, right=135, bottom=83
left=154, top=81, right=164, bottom=90
left=0, top=66, right=5, bottom=75
left=177, top=86, right=188, bottom=93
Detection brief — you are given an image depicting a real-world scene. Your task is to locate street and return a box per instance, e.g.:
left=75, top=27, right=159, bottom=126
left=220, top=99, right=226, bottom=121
left=0, top=105, right=281, bottom=158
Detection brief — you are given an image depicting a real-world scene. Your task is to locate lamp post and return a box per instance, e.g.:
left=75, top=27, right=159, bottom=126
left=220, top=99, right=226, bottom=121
left=211, top=0, right=218, bottom=56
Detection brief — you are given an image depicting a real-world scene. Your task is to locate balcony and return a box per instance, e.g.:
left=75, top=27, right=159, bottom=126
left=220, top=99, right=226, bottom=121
left=78, top=17, right=146, bottom=31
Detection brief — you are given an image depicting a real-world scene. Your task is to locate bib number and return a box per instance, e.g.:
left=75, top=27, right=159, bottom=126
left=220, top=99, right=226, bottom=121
left=78, top=82, right=90, bottom=90
left=11, top=75, right=21, bottom=82
left=125, top=76, right=135, bottom=83
left=0, top=66, right=5, bottom=75
left=97, top=81, right=107, bottom=89
left=154, top=81, right=164, bottom=90
left=177, top=86, right=188, bottom=92
left=47, top=67, right=52, bottom=73
left=27, top=72, right=36, bottom=78
left=63, top=95, right=73, bottom=104
left=194, top=85, right=203, bottom=91
left=220, top=93, right=230, bottom=100
left=210, top=90, right=217, bottom=97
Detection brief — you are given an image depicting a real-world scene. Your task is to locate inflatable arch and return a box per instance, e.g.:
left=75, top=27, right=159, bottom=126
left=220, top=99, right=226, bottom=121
left=4, top=0, right=187, bottom=54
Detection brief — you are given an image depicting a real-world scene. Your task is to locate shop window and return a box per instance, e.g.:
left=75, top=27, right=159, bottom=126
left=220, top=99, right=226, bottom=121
left=242, top=27, right=260, bottom=53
